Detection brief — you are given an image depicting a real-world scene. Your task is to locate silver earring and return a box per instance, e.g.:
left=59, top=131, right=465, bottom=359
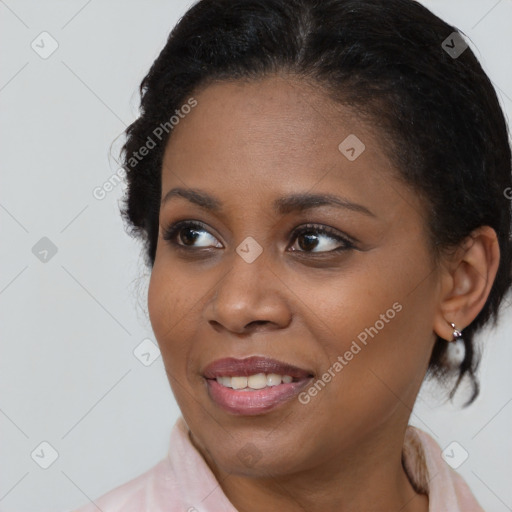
left=444, top=321, right=465, bottom=368
left=449, top=322, right=462, bottom=340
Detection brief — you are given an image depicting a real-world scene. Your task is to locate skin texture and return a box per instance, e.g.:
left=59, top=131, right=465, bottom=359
left=147, top=75, right=499, bottom=512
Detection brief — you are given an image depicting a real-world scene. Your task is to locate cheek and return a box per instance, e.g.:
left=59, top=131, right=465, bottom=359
left=147, top=264, right=170, bottom=342
left=148, top=248, right=195, bottom=334
left=147, top=260, right=190, bottom=362
left=310, top=241, right=434, bottom=341
left=147, top=263, right=199, bottom=410
left=295, top=246, right=435, bottom=396
left=147, top=255, right=215, bottom=381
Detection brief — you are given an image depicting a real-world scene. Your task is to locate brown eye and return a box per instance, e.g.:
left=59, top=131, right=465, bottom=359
left=289, top=224, right=354, bottom=253
left=163, top=221, right=222, bottom=249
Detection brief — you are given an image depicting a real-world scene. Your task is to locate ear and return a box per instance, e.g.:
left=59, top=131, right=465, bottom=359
left=433, top=226, right=500, bottom=341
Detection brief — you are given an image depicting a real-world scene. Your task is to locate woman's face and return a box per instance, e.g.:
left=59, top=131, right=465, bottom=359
left=148, top=75, right=440, bottom=477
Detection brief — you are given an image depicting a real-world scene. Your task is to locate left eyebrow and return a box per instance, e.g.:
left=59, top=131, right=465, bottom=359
left=161, top=187, right=375, bottom=217
left=273, top=192, right=375, bottom=217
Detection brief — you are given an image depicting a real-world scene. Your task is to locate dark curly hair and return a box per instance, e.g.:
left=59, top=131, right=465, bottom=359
left=118, top=0, right=512, bottom=405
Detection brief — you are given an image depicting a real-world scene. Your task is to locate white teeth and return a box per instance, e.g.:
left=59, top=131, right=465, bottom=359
left=248, top=373, right=267, bottom=389
left=231, top=376, right=248, bottom=389
left=266, top=373, right=282, bottom=386
left=215, top=373, right=296, bottom=390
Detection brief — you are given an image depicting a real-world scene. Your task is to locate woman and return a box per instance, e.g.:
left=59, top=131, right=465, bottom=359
left=74, top=0, right=511, bottom=510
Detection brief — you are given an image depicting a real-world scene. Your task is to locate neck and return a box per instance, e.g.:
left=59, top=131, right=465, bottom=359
left=190, top=418, right=429, bottom=512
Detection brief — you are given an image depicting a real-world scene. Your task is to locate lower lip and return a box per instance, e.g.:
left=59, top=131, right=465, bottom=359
left=205, top=378, right=313, bottom=415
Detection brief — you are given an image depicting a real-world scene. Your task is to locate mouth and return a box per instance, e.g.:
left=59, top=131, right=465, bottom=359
left=202, top=356, right=314, bottom=415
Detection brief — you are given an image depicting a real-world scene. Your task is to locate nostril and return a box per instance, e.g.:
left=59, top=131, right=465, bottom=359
left=247, top=320, right=270, bottom=328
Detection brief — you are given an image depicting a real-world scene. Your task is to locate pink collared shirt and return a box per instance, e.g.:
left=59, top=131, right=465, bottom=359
left=72, top=416, right=485, bottom=511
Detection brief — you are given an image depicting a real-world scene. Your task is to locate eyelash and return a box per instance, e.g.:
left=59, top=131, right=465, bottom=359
left=162, top=220, right=355, bottom=254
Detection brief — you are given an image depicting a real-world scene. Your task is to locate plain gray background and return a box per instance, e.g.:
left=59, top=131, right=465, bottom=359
left=1, top=1, right=511, bottom=511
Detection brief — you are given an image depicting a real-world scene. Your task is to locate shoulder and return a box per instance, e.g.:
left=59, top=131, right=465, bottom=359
left=69, top=416, right=227, bottom=512
left=70, top=458, right=175, bottom=512
left=403, top=425, right=486, bottom=512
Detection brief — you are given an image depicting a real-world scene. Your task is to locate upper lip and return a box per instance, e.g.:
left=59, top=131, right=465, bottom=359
left=203, top=356, right=314, bottom=379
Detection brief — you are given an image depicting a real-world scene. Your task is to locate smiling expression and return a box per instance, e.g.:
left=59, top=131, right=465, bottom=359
left=147, top=74, right=440, bottom=477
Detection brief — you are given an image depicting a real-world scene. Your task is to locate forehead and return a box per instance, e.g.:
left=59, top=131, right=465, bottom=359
left=160, top=75, right=407, bottom=216
left=165, top=76, right=380, bottom=155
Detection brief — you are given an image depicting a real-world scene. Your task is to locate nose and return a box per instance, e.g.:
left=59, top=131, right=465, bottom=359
left=204, top=250, right=292, bottom=334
